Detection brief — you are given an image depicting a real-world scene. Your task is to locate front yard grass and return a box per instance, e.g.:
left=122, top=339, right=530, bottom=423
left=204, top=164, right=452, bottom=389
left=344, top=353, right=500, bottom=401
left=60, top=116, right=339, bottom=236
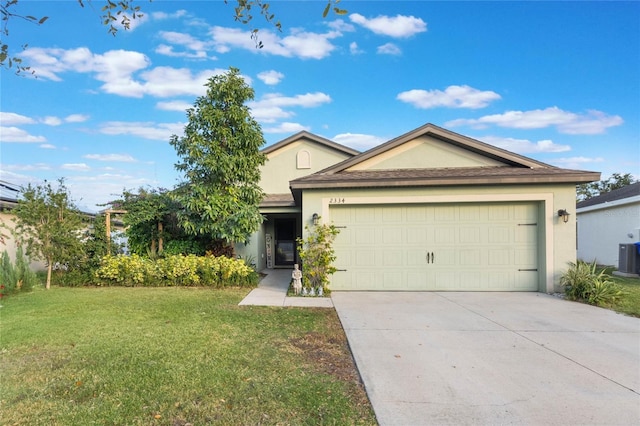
left=0, top=287, right=375, bottom=425
left=608, top=273, right=640, bottom=317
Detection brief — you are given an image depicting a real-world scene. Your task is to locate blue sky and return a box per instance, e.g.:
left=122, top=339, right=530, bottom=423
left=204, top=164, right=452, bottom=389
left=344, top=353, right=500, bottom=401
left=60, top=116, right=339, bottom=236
left=1, top=0, right=638, bottom=212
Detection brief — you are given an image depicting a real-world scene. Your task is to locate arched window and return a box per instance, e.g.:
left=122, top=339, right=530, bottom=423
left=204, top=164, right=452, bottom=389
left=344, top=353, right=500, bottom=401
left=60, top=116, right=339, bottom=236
left=296, top=150, right=311, bottom=169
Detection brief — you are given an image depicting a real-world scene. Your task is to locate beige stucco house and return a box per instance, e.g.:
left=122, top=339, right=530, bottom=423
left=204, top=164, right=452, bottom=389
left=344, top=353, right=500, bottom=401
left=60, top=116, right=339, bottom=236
left=235, top=123, right=600, bottom=292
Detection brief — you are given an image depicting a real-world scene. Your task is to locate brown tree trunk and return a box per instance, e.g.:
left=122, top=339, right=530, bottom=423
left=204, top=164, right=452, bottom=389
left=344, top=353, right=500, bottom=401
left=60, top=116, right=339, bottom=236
left=46, top=258, right=52, bottom=290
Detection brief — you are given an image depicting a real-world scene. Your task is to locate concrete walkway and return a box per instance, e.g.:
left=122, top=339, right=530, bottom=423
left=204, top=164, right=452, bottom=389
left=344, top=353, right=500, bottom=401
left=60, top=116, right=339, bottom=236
left=332, top=291, right=640, bottom=425
left=239, top=268, right=333, bottom=308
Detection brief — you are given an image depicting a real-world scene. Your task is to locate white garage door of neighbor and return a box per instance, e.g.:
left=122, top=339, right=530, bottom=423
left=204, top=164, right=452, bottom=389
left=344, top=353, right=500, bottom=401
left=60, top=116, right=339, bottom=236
left=330, top=203, right=539, bottom=291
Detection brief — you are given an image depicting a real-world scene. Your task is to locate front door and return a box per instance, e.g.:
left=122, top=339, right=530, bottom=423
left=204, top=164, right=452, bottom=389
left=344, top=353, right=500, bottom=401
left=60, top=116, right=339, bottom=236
left=274, top=218, right=296, bottom=266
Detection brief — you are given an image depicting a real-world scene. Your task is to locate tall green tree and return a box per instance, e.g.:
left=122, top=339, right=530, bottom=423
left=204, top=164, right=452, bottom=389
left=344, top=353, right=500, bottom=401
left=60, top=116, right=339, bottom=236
left=170, top=67, right=266, bottom=250
left=12, top=179, right=85, bottom=289
left=577, top=173, right=638, bottom=202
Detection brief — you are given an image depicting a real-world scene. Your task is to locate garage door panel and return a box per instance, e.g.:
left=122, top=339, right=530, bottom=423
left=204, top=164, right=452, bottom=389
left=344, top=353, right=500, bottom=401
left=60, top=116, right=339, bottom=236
left=435, top=228, right=456, bottom=244
left=515, top=226, right=537, bottom=243
left=459, top=249, right=482, bottom=266
left=407, top=227, right=428, bottom=244
left=383, top=271, right=403, bottom=289
left=488, top=227, right=510, bottom=243
left=383, top=228, right=403, bottom=244
left=515, top=248, right=537, bottom=266
left=382, top=207, right=402, bottom=222
left=330, top=203, right=539, bottom=291
left=459, top=227, right=481, bottom=243
left=488, top=249, right=512, bottom=265
left=383, top=250, right=403, bottom=266
left=355, top=250, right=376, bottom=266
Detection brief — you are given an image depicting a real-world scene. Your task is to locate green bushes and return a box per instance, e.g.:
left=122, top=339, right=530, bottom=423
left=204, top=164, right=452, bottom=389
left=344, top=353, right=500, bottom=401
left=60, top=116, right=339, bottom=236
left=0, top=248, right=41, bottom=295
left=560, top=260, right=623, bottom=307
left=95, top=254, right=258, bottom=287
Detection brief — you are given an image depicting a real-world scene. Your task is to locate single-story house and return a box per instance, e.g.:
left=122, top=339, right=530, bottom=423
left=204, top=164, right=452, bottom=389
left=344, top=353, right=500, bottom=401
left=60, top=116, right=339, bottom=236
left=0, top=182, right=47, bottom=271
left=235, top=123, right=600, bottom=292
left=576, top=182, right=640, bottom=268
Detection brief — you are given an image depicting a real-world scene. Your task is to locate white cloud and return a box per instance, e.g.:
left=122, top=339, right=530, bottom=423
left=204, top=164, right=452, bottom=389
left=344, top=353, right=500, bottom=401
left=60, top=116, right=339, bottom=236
left=156, top=31, right=211, bottom=59
left=65, top=114, right=90, bottom=123
left=446, top=107, right=623, bottom=134
left=255, top=92, right=332, bottom=108
left=0, top=112, right=35, bottom=125
left=327, top=19, right=356, bottom=32
left=350, top=13, right=427, bottom=38
left=3, top=163, right=51, bottom=171
left=99, top=121, right=185, bottom=141
left=43, top=116, right=62, bottom=126
left=551, top=156, right=605, bottom=170
left=332, top=133, right=385, bottom=151
left=262, top=122, right=310, bottom=134
left=156, top=100, right=193, bottom=112
left=210, top=26, right=340, bottom=59
left=257, top=70, right=284, bottom=85
left=84, top=154, right=137, bottom=162
left=135, top=67, right=227, bottom=98
left=349, top=42, right=364, bottom=55
left=23, top=47, right=151, bottom=90
left=151, top=10, right=188, bottom=20
left=250, top=106, right=294, bottom=123
left=40, top=144, right=56, bottom=149
left=377, top=43, right=401, bottom=55
left=155, top=44, right=208, bottom=59
left=397, top=85, right=501, bottom=109
left=479, top=136, right=571, bottom=153
left=248, top=92, right=332, bottom=123
left=0, top=126, right=46, bottom=143
left=62, top=163, right=91, bottom=172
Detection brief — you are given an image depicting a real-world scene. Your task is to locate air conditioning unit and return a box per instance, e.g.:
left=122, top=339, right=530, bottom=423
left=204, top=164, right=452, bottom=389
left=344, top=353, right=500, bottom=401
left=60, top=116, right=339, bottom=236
left=619, top=244, right=640, bottom=274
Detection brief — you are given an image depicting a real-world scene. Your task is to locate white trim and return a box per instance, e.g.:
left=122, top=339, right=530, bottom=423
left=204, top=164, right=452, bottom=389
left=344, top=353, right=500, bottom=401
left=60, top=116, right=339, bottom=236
left=577, top=195, right=640, bottom=213
left=321, top=193, right=555, bottom=292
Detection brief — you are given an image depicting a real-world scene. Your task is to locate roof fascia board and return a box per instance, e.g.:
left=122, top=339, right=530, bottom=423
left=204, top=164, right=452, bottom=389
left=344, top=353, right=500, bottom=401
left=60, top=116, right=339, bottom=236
left=290, top=173, right=599, bottom=190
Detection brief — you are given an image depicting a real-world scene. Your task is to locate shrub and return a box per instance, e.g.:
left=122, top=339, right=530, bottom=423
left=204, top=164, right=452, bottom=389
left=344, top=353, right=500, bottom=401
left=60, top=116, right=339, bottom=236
left=95, top=254, right=258, bottom=288
left=296, top=220, right=339, bottom=295
left=0, top=248, right=41, bottom=295
left=561, top=261, right=624, bottom=307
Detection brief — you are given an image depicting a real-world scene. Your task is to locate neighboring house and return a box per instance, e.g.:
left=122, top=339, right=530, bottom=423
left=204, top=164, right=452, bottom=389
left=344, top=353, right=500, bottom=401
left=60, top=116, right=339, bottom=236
left=0, top=182, right=47, bottom=271
left=235, top=123, right=600, bottom=292
left=576, top=182, right=640, bottom=267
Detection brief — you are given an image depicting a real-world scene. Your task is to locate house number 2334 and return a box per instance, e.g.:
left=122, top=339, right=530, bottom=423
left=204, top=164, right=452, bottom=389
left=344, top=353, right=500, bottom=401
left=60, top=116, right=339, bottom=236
left=329, top=197, right=345, bottom=204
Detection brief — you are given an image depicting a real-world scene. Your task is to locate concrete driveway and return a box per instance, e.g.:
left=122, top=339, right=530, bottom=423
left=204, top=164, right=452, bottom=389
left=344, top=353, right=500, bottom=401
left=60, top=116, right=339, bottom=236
left=331, top=292, right=640, bottom=425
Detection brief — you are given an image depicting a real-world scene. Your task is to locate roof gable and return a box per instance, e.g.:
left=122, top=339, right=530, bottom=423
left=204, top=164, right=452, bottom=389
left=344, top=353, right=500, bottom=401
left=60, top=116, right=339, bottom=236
left=346, top=134, right=508, bottom=171
left=331, top=123, right=551, bottom=174
left=259, top=131, right=359, bottom=197
left=290, top=123, right=600, bottom=191
left=262, top=131, right=359, bottom=157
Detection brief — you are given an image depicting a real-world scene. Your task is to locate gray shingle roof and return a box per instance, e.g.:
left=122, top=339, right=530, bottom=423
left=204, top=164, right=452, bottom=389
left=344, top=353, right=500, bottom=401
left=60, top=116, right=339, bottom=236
left=260, top=193, right=296, bottom=207
left=577, top=182, right=640, bottom=208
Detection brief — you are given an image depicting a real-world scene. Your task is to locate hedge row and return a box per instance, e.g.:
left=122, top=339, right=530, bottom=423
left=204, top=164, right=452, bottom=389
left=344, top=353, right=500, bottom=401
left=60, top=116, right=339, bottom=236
left=95, top=254, right=258, bottom=287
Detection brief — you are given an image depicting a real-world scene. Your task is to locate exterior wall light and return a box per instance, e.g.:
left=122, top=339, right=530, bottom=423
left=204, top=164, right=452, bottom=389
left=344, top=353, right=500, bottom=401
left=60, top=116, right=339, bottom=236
left=312, top=213, right=319, bottom=226
left=558, top=209, right=570, bottom=223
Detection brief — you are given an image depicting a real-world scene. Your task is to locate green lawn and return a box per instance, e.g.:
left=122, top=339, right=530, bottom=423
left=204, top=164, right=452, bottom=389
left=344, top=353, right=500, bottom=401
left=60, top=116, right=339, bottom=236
left=0, top=287, right=375, bottom=425
left=608, top=273, right=640, bottom=317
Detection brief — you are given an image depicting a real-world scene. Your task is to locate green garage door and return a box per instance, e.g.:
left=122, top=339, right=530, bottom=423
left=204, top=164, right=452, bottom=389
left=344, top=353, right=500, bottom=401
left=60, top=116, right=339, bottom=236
left=330, top=203, right=539, bottom=291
